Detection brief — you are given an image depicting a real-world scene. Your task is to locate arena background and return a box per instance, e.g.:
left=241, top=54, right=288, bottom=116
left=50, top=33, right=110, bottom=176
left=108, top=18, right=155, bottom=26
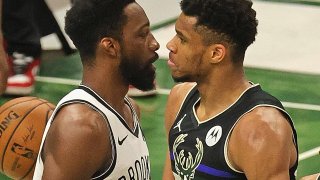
left=1, top=0, right=319, bottom=179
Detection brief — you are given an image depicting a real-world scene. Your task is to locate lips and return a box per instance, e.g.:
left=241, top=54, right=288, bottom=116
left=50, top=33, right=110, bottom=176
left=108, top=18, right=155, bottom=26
left=167, top=59, right=175, bottom=67
left=167, top=52, right=176, bottom=67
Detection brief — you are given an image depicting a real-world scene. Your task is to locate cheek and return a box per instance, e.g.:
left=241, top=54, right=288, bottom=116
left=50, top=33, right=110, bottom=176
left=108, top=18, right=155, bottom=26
left=133, top=43, right=149, bottom=56
left=177, top=47, right=201, bottom=68
left=125, top=37, right=146, bottom=52
left=125, top=45, right=144, bottom=58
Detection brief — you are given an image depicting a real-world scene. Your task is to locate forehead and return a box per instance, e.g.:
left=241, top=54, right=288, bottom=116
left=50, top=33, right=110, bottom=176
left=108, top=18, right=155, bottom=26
left=123, top=3, right=149, bottom=32
left=175, top=13, right=198, bottom=36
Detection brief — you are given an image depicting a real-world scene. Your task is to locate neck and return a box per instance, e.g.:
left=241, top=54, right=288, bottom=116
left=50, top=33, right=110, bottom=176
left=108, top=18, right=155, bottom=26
left=81, top=61, right=128, bottom=113
left=196, top=66, right=251, bottom=121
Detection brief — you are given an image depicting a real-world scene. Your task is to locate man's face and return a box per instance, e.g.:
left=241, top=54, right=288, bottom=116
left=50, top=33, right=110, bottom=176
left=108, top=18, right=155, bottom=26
left=166, top=13, right=207, bottom=83
left=119, top=3, right=159, bottom=91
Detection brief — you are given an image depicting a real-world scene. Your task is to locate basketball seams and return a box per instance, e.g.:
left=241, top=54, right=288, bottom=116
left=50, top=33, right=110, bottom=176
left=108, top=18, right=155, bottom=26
left=0, top=97, right=40, bottom=114
left=1, top=101, right=50, bottom=174
left=38, top=99, right=55, bottom=114
left=37, top=99, right=54, bottom=110
left=44, top=102, right=55, bottom=112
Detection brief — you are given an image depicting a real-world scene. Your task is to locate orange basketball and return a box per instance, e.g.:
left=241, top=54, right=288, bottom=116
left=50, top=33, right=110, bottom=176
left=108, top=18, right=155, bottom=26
left=0, top=97, right=55, bottom=179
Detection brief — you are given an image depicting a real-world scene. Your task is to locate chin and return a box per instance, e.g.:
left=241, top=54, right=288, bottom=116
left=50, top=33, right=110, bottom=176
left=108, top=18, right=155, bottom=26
left=132, top=80, right=155, bottom=91
left=172, top=75, right=193, bottom=83
left=130, top=72, right=155, bottom=91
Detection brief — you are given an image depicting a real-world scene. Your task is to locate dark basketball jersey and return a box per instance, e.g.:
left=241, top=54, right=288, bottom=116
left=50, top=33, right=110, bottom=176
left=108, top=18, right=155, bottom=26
left=169, top=84, right=298, bottom=180
left=34, top=85, right=150, bottom=180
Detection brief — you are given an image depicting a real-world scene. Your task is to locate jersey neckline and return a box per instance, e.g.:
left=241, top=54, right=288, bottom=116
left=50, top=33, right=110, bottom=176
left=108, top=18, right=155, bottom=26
left=78, top=84, right=139, bottom=137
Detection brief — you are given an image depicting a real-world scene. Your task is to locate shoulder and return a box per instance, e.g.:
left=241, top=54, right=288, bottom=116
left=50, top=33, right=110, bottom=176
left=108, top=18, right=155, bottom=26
left=164, top=82, right=196, bottom=132
left=53, top=103, right=109, bottom=134
left=169, top=82, right=196, bottom=97
left=235, top=106, right=293, bottom=140
left=167, top=82, right=196, bottom=107
left=41, top=103, right=112, bottom=178
left=45, top=103, right=111, bottom=157
left=229, top=106, right=295, bottom=172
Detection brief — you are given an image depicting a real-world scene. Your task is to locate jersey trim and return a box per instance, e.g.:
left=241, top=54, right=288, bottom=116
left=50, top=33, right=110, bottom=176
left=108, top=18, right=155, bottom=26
left=123, top=96, right=139, bottom=135
left=197, top=164, right=237, bottom=178
left=79, top=85, right=139, bottom=137
left=169, top=152, right=237, bottom=178
left=194, top=84, right=260, bottom=125
left=79, top=101, right=116, bottom=179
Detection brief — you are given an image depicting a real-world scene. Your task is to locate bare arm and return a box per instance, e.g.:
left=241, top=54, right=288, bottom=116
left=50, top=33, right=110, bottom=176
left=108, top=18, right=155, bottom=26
left=229, top=107, right=297, bottom=180
left=300, top=173, right=320, bottom=180
left=162, top=82, right=196, bottom=180
left=0, top=0, right=9, bottom=94
left=42, top=104, right=112, bottom=180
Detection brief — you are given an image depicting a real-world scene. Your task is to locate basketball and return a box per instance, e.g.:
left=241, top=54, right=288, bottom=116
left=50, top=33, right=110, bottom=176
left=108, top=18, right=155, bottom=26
left=0, top=97, right=55, bottom=179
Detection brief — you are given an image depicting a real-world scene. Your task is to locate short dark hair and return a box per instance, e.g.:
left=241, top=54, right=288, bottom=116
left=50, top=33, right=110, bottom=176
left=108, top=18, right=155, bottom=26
left=65, top=0, right=135, bottom=61
left=181, top=0, right=258, bottom=62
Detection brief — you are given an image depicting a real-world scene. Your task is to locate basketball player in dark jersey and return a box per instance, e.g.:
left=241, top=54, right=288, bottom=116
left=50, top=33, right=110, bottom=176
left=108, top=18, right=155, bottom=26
left=33, top=0, right=159, bottom=179
left=162, top=0, right=298, bottom=179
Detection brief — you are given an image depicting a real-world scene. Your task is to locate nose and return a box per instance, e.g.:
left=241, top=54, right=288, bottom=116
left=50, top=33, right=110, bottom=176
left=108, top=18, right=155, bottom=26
left=166, top=37, right=176, bottom=53
left=149, top=34, right=160, bottom=51
left=149, top=40, right=160, bottom=51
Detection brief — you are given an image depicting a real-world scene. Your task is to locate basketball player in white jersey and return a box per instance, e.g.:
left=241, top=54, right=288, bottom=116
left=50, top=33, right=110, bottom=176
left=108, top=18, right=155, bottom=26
left=163, top=0, right=299, bottom=179
left=33, top=0, right=159, bottom=179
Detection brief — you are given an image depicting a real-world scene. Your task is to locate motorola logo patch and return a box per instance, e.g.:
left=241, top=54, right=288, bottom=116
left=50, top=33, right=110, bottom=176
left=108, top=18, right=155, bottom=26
left=205, top=126, right=222, bottom=147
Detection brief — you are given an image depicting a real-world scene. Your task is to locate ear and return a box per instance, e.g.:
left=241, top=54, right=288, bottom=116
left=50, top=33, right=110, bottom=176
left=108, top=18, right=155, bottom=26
left=208, top=44, right=226, bottom=64
left=100, top=37, right=120, bottom=57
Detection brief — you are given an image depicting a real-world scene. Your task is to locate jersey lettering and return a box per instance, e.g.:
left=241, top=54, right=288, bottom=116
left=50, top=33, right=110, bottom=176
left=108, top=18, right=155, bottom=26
left=117, top=155, right=150, bottom=180
left=0, top=111, right=20, bottom=137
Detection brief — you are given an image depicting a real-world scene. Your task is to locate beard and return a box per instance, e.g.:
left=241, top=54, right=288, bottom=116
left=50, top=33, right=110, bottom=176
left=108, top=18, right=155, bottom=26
left=119, top=53, right=156, bottom=91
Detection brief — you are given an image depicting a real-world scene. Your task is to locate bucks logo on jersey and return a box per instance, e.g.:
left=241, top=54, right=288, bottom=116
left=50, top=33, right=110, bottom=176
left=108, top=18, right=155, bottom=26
left=173, top=134, right=204, bottom=180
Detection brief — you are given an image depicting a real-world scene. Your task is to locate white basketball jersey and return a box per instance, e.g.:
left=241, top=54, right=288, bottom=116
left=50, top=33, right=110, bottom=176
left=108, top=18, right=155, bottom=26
left=33, top=85, right=151, bottom=180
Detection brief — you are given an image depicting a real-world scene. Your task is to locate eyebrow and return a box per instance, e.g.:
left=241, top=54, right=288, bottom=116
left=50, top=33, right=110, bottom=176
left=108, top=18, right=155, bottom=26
left=138, top=21, right=150, bottom=30
left=176, top=29, right=187, bottom=39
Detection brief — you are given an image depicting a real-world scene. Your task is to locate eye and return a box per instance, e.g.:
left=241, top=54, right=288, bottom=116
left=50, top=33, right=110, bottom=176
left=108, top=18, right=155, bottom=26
left=178, top=35, right=186, bottom=44
left=139, top=29, right=149, bottom=38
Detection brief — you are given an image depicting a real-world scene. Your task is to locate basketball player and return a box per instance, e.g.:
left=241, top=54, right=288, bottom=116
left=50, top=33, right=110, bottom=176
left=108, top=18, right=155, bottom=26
left=0, top=0, right=9, bottom=95
left=162, top=0, right=298, bottom=179
left=33, top=0, right=159, bottom=179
